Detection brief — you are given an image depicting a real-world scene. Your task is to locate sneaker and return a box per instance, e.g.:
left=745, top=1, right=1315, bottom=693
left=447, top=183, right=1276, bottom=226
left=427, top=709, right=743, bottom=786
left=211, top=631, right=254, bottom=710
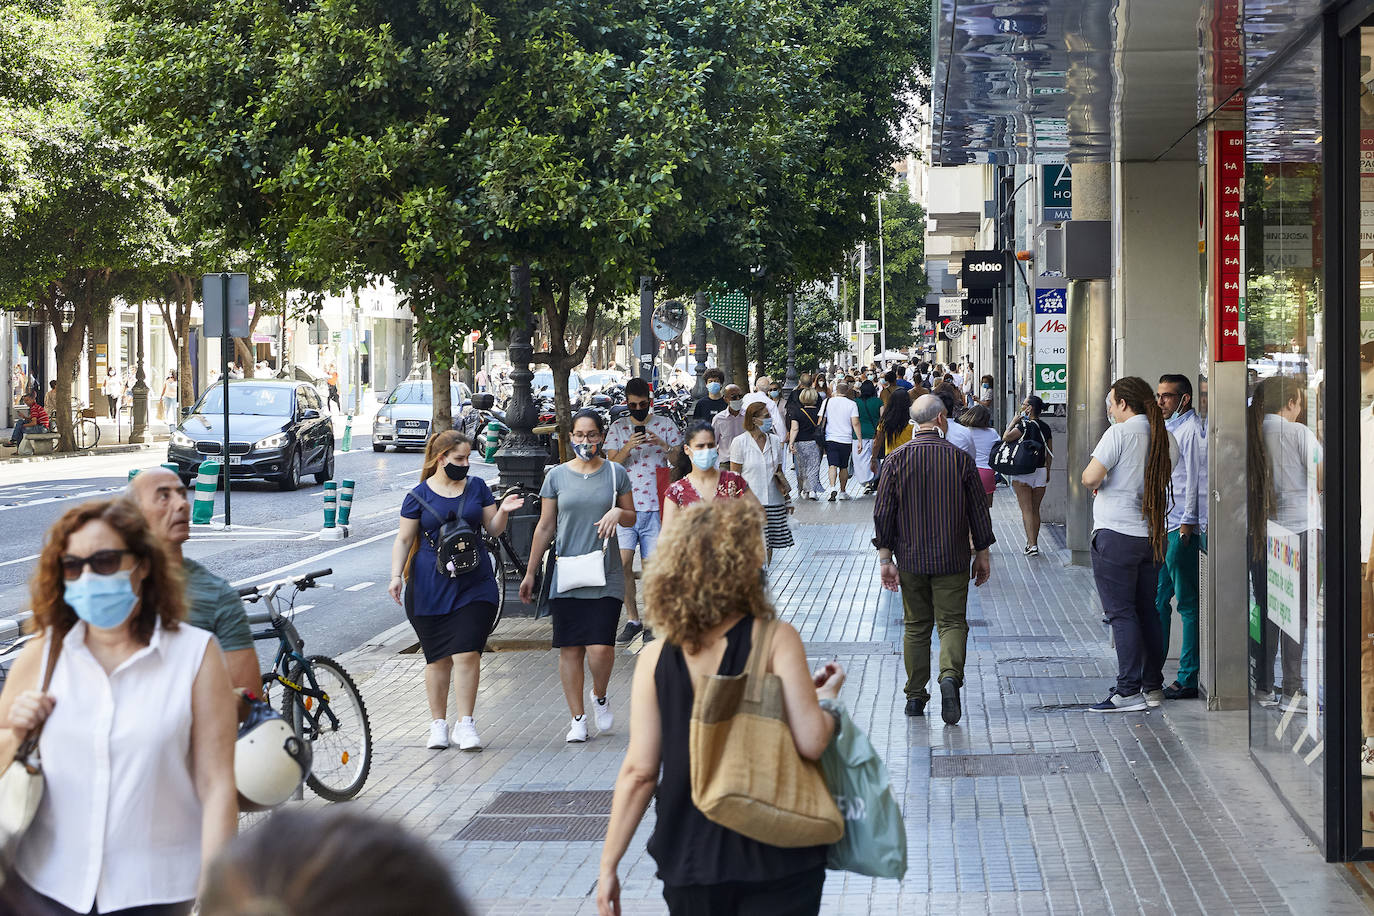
left=1362, top=739, right=1374, bottom=778
left=1088, top=691, right=1148, bottom=713
left=827, top=488, right=837, bottom=502
left=426, top=719, right=450, bottom=749
left=590, top=691, right=614, bottom=733
left=1023, top=545, right=1033, bottom=556
left=1026, top=545, right=1041, bottom=557
left=454, top=717, right=482, bottom=751
left=565, top=715, right=588, bottom=743
left=837, top=490, right=850, bottom=501
left=1257, top=690, right=1280, bottom=708
left=1162, top=682, right=1199, bottom=700
left=1144, top=689, right=1164, bottom=708
left=616, top=620, right=643, bottom=645
left=642, top=626, right=655, bottom=644
left=807, top=491, right=821, bottom=501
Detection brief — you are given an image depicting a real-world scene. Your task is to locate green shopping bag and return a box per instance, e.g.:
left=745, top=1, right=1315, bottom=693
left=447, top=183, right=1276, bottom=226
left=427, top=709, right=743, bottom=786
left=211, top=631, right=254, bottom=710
left=818, top=700, right=907, bottom=878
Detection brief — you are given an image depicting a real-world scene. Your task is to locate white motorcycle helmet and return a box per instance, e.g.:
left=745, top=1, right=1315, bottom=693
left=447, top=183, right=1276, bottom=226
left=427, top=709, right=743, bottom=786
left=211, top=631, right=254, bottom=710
left=236, top=698, right=311, bottom=811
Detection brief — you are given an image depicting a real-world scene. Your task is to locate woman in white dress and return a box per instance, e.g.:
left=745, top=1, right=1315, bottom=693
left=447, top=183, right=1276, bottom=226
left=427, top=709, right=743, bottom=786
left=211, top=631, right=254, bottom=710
left=730, top=403, right=793, bottom=563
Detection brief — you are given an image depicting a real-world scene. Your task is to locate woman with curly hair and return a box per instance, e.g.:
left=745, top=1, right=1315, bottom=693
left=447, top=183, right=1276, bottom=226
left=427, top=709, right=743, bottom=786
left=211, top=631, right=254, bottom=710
left=1081, top=376, right=1179, bottom=714
left=0, top=498, right=237, bottom=915
left=596, top=499, right=845, bottom=916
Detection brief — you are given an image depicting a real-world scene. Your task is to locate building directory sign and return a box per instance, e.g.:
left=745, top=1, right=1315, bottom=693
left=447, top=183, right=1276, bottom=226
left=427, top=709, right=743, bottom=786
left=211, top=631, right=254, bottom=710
left=1042, top=164, right=1072, bottom=222
left=1033, top=280, right=1068, bottom=405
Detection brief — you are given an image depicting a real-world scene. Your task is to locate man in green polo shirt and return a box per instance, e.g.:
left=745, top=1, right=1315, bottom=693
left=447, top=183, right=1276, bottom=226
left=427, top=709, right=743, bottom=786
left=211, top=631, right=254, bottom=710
left=129, top=467, right=260, bottom=693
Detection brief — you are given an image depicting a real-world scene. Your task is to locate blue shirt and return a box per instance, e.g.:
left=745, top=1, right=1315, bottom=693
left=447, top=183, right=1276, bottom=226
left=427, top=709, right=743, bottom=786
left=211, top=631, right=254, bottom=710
left=401, top=478, right=498, bottom=615
left=1164, top=409, right=1205, bottom=530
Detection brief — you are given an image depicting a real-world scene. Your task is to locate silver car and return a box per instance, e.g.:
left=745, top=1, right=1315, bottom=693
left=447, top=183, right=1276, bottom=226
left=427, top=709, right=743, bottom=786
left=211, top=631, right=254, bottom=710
left=371, top=381, right=472, bottom=451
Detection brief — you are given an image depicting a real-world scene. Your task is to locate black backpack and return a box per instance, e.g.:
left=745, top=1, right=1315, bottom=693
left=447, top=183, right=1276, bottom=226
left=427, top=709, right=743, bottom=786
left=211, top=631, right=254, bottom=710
left=989, top=417, right=1047, bottom=476
left=410, top=486, right=481, bottom=578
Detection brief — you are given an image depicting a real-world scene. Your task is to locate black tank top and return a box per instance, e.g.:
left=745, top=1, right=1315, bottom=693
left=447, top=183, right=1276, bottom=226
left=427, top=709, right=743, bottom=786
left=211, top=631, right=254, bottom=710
left=646, top=616, right=827, bottom=887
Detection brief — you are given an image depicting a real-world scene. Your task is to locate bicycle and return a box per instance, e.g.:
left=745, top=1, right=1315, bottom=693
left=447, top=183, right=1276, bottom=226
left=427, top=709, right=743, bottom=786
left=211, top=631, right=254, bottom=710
left=238, top=568, right=372, bottom=802
left=483, top=485, right=552, bottom=635
left=70, top=401, right=99, bottom=451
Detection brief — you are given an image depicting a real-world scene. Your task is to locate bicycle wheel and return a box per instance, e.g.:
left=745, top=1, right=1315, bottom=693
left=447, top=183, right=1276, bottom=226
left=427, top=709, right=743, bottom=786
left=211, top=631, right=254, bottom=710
left=280, top=655, right=372, bottom=802
left=488, top=546, right=506, bottom=637
left=75, top=418, right=99, bottom=450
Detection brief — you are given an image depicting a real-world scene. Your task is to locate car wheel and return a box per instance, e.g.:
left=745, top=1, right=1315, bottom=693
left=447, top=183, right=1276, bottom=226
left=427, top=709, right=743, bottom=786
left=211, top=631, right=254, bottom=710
left=278, top=451, right=301, bottom=491
left=372, top=443, right=385, bottom=453
left=315, top=444, right=335, bottom=485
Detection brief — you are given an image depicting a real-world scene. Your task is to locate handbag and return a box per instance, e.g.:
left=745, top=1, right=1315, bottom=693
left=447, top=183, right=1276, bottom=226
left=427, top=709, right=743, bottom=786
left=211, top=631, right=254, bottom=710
left=818, top=700, right=907, bottom=878
left=555, top=464, right=619, bottom=592
left=0, top=631, right=61, bottom=866
left=689, top=618, right=844, bottom=847
left=989, top=417, right=1048, bottom=476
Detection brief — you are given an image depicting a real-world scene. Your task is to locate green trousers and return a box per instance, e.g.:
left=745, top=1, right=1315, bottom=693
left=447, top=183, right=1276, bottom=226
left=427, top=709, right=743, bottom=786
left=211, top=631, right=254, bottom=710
left=899, top=569, right=970, bottom=701
left=1156, top=528, right=1201, bottom=689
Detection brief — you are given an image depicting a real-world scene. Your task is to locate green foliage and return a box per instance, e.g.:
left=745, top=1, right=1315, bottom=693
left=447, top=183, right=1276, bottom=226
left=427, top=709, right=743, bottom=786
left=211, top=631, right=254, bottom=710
left=755, top=291, right=848, bottom=379
left=839, top=190, right=928, bottom=350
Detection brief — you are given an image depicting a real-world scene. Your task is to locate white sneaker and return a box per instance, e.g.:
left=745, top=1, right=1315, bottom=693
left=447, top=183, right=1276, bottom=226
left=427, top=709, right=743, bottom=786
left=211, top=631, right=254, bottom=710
left=565, top=715, right=588, bottom=743
left=454, top=717, right=482, bottom=751
left=590, top=690, right=614, bottom=733
left=426, top=719, right=449, bottom=749
left=836, top=490, right=850, bottom=501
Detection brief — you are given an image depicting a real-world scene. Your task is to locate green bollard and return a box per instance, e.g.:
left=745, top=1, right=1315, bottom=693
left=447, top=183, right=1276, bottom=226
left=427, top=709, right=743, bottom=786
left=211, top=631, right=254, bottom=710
left=338, top=479, right=355, bottom=526
left=192, top=461, right=219, bottom=525
left=341, top=415, right=353, bottom=453
left=484, top=421, right=501, bottom=462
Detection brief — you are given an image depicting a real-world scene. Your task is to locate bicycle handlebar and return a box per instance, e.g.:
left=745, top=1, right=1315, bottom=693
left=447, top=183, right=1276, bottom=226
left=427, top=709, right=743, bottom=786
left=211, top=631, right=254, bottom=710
left=237, top=568, right=333, bottom=601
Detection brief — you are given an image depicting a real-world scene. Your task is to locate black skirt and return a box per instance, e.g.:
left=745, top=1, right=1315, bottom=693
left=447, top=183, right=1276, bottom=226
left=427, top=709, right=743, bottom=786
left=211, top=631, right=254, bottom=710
left=405, top=597, right=498, bottom=663
left=550, top=596, right=621, bottom=648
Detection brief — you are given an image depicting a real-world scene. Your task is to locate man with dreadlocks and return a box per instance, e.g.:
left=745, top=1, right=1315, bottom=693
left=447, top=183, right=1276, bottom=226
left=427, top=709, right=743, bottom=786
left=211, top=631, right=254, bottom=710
left=1081, top=376, right=1179, bottom=713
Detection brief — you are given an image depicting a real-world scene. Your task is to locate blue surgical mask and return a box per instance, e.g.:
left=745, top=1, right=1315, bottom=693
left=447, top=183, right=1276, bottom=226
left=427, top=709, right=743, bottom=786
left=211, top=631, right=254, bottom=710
left=759, top=418, right=774, bottom=434
left=573, top=442, right=600, bottom=461
left=691, top=447, right=719, bottom=470
left=64, top=569, right=139, bottom=630
left=707, top=382, right=722, bottom=396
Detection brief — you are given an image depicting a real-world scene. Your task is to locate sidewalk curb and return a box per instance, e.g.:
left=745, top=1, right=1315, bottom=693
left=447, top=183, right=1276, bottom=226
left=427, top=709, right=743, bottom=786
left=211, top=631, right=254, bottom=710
left=0, top=441, right=164, bottom=466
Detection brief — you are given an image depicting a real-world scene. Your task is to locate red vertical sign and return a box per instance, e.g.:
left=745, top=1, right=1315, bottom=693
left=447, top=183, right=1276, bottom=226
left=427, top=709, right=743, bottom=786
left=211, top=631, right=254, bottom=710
left=1214, top=130, right=1245, bottom=362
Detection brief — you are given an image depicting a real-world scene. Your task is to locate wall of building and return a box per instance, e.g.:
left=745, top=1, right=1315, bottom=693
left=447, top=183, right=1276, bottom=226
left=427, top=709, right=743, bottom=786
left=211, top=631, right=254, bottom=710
left=1115, top=161, right=1202, bottom=382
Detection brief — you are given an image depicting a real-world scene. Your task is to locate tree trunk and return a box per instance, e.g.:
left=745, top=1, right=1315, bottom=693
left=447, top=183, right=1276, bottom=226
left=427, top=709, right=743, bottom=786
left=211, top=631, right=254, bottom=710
left=43, top=289, right=88, bottom=453
left=430, top=347, right=452, bottom=434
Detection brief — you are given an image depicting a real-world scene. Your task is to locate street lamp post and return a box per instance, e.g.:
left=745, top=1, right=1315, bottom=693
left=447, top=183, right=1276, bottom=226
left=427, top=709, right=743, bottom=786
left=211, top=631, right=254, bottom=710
left=638, top=275, right=654, bottom=384
left=494, top=263, right=551, bottom=592
left=129, top=300, right=149, bottom=444
left=692, top=291, right=708, bottom=398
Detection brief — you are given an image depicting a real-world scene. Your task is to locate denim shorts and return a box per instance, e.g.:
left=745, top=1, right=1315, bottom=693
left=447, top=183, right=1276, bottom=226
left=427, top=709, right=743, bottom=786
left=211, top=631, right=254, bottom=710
left=617, top=509, right=661, bottom=557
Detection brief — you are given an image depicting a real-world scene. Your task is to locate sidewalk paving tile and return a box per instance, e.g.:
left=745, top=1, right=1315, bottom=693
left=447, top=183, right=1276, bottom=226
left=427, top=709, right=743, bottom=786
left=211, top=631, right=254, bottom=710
left=266, top=489, right=1368, bottom=914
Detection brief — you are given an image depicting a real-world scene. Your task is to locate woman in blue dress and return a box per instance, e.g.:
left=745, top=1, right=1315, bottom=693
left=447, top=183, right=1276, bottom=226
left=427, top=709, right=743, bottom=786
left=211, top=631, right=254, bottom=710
left=389, top=429, right=524, bottom=751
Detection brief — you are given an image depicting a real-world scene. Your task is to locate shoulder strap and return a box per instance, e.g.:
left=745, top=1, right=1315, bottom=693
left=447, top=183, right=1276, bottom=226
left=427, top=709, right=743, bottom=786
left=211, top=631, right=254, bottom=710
left=743, top=617, right=778, bottom=704
left=408, top=487, right=452, bottom=525
left=16, top=630, right=63, bottom=761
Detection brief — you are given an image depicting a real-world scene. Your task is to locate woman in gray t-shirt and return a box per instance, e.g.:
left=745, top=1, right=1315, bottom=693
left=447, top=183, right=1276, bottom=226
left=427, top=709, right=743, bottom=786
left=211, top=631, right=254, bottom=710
left=521, top=410, right=635, bottom=743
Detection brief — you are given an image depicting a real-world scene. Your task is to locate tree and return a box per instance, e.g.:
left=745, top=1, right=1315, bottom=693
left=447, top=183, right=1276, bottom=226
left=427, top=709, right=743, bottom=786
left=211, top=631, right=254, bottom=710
left=755, top=290, right=847, bottom=381
left=841, top=191, right=929, bottom=351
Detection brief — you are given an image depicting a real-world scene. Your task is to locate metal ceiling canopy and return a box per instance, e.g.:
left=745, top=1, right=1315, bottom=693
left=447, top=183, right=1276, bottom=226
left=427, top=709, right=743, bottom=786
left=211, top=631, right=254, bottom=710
left=930, top=0, right=1328, bottom=165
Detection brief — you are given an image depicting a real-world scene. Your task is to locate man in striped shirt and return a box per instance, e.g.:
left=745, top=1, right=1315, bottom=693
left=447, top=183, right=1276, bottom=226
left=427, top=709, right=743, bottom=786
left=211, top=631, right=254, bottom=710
left=4, top=393, right=50, bottom=449
left=874, top=394, right=995, bottom=725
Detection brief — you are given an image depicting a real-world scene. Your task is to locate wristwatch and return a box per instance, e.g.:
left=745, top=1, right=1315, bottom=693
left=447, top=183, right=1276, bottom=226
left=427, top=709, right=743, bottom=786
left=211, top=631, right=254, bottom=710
left=878, top=557, right=894, bottom=566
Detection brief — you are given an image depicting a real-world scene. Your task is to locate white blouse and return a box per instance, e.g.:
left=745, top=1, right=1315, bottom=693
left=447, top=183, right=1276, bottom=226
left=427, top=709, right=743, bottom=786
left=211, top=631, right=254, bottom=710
left=16, top=621, right=212, bottom=911
left=731, top=431, right=785, bottom=506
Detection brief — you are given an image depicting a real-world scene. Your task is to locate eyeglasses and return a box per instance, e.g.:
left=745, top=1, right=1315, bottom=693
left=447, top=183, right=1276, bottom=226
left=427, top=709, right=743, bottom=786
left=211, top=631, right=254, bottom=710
left=1155, top=391, right=1181, bottom=401
left=60, top=549, right=132, bottom=580
left=570, top=432, right=603, bottom=442
left=626, top=401, right=650, bottom=410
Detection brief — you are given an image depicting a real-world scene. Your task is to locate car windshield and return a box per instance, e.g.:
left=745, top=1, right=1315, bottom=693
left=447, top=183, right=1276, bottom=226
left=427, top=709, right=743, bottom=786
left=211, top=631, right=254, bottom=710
left=532, top=371, right=583, bottom=391
left=196, top=385, right=293, bottom=416
left=386, top=382, right=467, bottom=405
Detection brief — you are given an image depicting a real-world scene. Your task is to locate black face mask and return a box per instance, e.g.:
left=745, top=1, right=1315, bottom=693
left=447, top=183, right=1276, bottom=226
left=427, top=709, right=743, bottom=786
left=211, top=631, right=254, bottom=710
left=629, top=406, right=650, bottom=421
left=443, top=462, right=469, bottom=481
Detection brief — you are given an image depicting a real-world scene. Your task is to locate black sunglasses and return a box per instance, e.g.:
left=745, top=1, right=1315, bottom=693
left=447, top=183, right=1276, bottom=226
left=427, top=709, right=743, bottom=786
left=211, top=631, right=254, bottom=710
left=60, top=549, right=132, bottom=581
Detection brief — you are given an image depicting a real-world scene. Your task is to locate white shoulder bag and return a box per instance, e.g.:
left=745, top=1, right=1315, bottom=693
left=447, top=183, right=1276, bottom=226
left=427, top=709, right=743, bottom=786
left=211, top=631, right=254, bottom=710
left=556, top=463, right=618, bottom=592
left=0, top=630, right=60, bottom=873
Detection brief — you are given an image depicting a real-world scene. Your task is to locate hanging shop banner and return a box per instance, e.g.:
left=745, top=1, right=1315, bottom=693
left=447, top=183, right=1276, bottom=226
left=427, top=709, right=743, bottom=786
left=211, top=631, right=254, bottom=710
left=1033, top=280, right=1068, bottom=405
left=960, top=251, right=1006, bottom=289
left=1264, top=523, right=1302, bottom=642
left=706, top=290, right=750, bottom=336
left=1214, top=130, right=1245, bottom=361
left=1042, top=164, right=1072, bottom=221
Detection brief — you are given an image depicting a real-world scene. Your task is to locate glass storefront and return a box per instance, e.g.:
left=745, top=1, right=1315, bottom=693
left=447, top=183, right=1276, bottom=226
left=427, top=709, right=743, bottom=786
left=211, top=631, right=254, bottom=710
left=1244, top=31, right=1327, bottom=841
left=1360, top=22, right=1374, bottom=849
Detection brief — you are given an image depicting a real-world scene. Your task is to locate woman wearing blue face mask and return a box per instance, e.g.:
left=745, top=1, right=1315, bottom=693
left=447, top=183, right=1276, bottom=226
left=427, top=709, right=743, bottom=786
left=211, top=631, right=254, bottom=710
left=0, top=498, right=236, bottom=916
left=661, top=422, right=758, bottom=537
left=389, top=429, right=526, bottom=752
left=521, top=410, right=636, bottom=743
left=730, top=404, right=793, bottom=563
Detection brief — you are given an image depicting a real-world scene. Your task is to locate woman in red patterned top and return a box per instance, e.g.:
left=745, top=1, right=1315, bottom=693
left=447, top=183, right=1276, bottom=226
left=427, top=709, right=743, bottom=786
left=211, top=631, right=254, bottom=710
left=661, top=421, right=757, bottom=536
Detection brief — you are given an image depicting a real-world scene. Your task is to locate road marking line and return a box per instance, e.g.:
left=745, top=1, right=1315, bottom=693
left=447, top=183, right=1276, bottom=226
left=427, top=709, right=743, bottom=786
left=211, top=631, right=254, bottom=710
left=0, top=554, right=39, bottom=569
left=229, top=529, right=395, bottom=587
left=345, top=581, right=374, bottom=592
left=0, top=487, right=119, bottom=513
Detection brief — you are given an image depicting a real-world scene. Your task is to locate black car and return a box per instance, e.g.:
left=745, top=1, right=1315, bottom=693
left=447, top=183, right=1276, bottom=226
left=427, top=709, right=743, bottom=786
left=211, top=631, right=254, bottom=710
left=167, top=380, right=335, bottom=491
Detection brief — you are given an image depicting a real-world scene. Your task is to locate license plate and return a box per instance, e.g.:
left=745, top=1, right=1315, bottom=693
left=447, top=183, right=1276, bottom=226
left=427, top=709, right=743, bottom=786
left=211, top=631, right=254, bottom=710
left=229, top=456, right=243, bottom=465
